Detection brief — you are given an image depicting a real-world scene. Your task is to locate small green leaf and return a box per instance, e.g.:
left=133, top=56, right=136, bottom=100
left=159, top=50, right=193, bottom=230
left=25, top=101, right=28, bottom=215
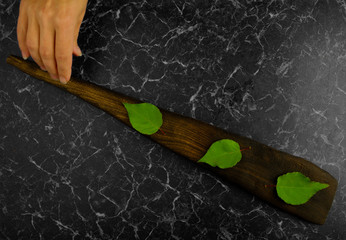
left=197, top=139, right=242, bottom=169
left=123, top=102, right=163, bottom=135
left=276, top=172, right=329, bottom=205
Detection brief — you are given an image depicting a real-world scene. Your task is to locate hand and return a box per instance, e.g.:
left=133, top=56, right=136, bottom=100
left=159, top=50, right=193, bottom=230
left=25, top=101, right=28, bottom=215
left=17, top=0, right=88, bottom=84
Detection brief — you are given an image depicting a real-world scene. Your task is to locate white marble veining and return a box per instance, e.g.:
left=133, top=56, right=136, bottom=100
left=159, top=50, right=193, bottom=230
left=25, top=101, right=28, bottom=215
left=0, top=0, right=345, bottom=239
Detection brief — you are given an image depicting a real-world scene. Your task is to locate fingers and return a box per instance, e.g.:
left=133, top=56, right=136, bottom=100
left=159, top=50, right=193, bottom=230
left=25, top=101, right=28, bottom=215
left=73, top=28, right=82, bottom=57
left=39, top=21, right=58, bottom=80
left=26, top=17, right=45, bottom=70
left=17, top=0, right=88, bottom=84
left=55, top=24, right=74, bottom=84
left=17, top=4, right=29, bottom=59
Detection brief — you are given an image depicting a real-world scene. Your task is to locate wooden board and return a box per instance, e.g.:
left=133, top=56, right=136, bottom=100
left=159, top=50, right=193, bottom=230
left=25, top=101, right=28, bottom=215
left=7, top=55, right=338, bottom=224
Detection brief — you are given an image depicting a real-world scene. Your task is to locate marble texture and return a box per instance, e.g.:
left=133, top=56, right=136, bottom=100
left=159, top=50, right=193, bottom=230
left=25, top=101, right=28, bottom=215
left=1, top=0, right=346, bottom=239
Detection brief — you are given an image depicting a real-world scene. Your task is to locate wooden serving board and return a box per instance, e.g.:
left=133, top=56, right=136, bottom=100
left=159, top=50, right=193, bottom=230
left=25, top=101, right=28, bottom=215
left=7, top=55, right=337, bottom=225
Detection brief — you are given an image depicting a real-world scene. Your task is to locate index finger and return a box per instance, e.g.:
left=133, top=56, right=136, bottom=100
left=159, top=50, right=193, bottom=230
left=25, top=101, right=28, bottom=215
left=55, top=24, right=74, bottom=84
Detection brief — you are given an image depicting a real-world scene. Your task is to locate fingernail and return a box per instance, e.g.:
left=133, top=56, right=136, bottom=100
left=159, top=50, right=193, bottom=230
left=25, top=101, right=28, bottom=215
left=40, top=65, right=47, bottom=71
left=22, top=51, right=29, bottom=60
left=60, top=76, right=68, bottom=84
left=74, top=46, right=82, bottom=56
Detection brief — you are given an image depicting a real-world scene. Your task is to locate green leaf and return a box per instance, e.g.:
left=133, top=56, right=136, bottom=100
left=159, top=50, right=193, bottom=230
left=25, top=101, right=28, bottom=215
left=276, top=172, right=329, bottom=205
left=123, top=102, right=163, bottom=135
left=197, top=139, right=242, bottom=169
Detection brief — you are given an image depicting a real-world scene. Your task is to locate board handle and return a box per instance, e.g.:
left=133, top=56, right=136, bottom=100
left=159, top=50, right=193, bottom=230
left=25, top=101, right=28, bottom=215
left=6, top=55, right=337, bottom=224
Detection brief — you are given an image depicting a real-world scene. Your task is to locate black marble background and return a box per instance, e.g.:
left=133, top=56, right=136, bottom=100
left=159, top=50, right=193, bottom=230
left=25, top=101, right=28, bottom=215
left=1, top=0, right=345, bottom=239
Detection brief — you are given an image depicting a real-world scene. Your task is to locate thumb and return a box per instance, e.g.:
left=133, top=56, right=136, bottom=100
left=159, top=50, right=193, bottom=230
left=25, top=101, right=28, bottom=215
left=72, top=27, right=82, bottom=57
left=73, top=44, right=82, bottom=57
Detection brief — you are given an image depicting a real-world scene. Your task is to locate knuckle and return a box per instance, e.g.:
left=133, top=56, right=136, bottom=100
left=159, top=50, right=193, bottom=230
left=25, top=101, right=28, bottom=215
left=25, top=4, right=34, bottom=14
left=26, top=39, right=37, bottom=52
left=54, top=15, right=72, bottom=29
left=37, top=8, right=44, bottom=19
left=37, top=5, right=54, bottom=21
left=40, top=48, right=52, bottom=59
left=55, top=53, right=69, bottom=62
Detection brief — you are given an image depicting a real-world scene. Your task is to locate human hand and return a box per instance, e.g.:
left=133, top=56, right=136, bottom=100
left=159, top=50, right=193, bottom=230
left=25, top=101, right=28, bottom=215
left=17, top=0, right=88, bottom=84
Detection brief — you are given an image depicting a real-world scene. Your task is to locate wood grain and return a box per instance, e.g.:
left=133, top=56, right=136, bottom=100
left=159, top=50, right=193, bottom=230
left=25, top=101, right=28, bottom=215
left=7, top=55, right=337, bottom=224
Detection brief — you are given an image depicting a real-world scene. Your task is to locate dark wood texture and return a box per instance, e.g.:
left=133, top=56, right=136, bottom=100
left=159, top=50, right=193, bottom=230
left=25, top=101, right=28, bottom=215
left=6, top=55, right=338, bottom=225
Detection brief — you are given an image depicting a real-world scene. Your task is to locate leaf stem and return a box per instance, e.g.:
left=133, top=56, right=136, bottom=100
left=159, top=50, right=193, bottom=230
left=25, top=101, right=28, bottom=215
left=240, top=146, right=251, bottom=152
left=160, top=128, right=166, bottom=135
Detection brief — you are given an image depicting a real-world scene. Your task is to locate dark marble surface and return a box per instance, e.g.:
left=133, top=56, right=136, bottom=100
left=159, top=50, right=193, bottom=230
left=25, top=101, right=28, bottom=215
left=1, top=0, right=346, bottom=239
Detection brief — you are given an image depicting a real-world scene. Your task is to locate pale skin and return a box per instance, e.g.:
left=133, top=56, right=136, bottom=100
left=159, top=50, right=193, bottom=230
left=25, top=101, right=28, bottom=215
left=17, top=0, right=88, bottom=84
